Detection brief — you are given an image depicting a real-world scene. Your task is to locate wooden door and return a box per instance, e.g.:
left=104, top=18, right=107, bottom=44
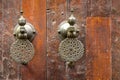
left=0, top=0, right=120, bottom=80
left=0, top=0, right=46, bottom=80
left=47, top=0, right=111, bottom=80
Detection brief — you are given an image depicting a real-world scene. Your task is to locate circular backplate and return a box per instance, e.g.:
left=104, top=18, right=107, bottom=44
left=14, top=23, right=36, bottom=42
left=59, top=38, right=84, bottom=62
left=10, top=39, right=34, bottom=64
left=58, top=21, right=79, bottom=40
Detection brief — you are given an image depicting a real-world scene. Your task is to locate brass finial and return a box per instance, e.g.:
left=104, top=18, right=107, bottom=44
left=68, top=8, right=76, bottom=26
left=20, top=9, right=23, bottom=15
left=70, top=8, right=74, bottom=13
left=18, top=10, right=26, bottom=26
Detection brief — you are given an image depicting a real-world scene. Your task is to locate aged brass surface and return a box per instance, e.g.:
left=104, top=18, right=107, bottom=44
left=58, top=10, right=84, bottom=63
left=10, top=39, right=34, bottom=64
left=14, top=23, right=36, bottom=41
left=58, top=38, right=84, bottom=62
left=10, top=11, right=35, bottom=64
left=58, top=21, right=79, bottom=39
left=58, top=10, right=80, bottom=39
left=13, top=10, right=36, bottom=42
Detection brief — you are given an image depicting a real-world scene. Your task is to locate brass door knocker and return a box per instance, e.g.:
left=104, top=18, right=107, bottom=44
left=10, top=10, right=36, bottom=65
left=58, top=10, right=84, bottom=67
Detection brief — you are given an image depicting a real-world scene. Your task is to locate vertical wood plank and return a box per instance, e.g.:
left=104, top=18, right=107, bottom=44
left=0, top=0, right=3, bottom=79
left=2, top=0, right=21, bottom=79
left=47, top=0, right=66, bottom=79
left=21, top=0, right=46, bottom=80
left=111, top=0, right=120, bottom=80
left=86, top=17, right=112, bottom=80
left=47, top=0, right=86, bottom=80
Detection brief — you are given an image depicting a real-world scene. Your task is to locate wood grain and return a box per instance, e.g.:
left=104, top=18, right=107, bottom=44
left=86, top=17, right=112, bottom=80
left=47, top=0, right=86, bottom=80
left=87, top=0, right=111, bottom=17
left=111, top=0, right=120, bottom=80
left=1, top=0, right=20, bottom=79
left=0, top=0, right=3, bottom=79
left=21, top=0, right=46, bottom=80
left=0, top=0, right=117, bottom=80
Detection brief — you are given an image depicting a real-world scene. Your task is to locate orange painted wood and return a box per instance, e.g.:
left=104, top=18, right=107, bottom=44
left=86, top=17, right=112, bottom=80
left=21, top=0, right=46, bottom=80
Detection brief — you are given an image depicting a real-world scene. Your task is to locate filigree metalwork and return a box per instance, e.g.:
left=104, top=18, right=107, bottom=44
left=10, top=10, right=35, bottom=64
left=58, top=9, right=85, bottom=63
left=10, top=39, right=34, bottom=64
left=59, top=38, right=84, bottom=62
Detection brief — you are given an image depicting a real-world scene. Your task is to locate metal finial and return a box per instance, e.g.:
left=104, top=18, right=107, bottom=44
left=20, top=9, right=23, bottom=15
left=70, top=8, right=74, bottom=13
left=18, top=10, right=26, bottom=26
left=68, top=8, right=76, bottom=26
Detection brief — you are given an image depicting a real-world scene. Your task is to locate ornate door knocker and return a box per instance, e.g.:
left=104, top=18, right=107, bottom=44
left=58, top=10, right=84, bottom=67
left=10, top=10, right=36, bottom=65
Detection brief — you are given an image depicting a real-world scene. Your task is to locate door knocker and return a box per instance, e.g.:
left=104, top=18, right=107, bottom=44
left=58, top=10, right=84, bottom=67
left=10, top=10, right=36, bottom=65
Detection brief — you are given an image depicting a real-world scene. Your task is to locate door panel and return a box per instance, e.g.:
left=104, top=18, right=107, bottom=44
left=86, top=17, right=111, bottom=80
left=21, top=0, right=46, bottom=80
left=0, top=0, right=46, bottom=80
left=112, top=0, right=120, bottom=80
left=47, top=0, right=86, bottom=80
left=0, top=0, right=120, bottom=80
left=1, top=0, right=20, bottom=79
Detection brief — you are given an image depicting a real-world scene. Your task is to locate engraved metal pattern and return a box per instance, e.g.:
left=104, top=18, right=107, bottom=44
left=10, top=39, right=34, bottom=64
left=59, top=38, right=84, bottom=62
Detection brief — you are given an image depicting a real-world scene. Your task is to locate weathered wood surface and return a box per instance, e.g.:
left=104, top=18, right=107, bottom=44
left=87, top=0, right=111, bottom=17
left=0, top=0, right=120, bottom=80
left=112, top=0, right=120, bottom=80
left=47, top=0, right=86, bottom=80
left=0, top=0, right=20, bottom=80
left=0, top=0, right=46, bottom=80
left=86, top=17, right=112, bottom=80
